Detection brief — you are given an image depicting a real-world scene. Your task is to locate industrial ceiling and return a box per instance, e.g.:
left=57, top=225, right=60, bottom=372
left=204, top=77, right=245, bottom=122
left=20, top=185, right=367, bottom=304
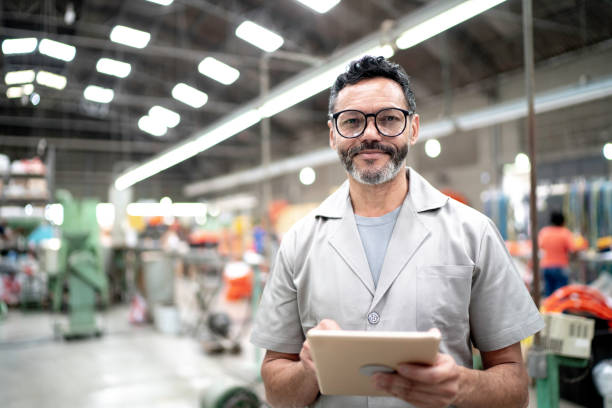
left=1, top=0, right=611, bottom=202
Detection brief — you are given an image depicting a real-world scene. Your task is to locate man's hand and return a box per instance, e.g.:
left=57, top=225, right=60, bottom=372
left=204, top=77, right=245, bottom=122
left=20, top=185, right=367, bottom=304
left=300, top=319, right=342, bottom=377
left=372, top=352, right=460, bottom=408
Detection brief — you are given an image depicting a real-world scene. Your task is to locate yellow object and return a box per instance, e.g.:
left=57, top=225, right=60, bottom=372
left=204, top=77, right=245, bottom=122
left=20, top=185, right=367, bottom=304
left=596, top=235, right=612, bottom=251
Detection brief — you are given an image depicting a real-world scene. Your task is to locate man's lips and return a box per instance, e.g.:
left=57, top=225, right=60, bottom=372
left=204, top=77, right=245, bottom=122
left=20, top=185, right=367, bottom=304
left=353, top=150, right=389, bottom=159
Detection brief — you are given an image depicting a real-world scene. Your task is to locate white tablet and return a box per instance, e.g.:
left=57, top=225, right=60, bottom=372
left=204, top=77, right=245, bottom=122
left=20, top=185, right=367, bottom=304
left=307, top=329, right=441, bottom=396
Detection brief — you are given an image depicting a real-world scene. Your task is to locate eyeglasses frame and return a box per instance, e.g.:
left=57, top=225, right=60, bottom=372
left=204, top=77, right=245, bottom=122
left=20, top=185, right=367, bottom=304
left=330, top=107, right=415, bottom=139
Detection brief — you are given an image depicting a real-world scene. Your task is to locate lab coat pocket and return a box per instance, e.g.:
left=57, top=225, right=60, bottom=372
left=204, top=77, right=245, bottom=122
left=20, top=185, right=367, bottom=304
left=415, top=265, right=473, bottom=333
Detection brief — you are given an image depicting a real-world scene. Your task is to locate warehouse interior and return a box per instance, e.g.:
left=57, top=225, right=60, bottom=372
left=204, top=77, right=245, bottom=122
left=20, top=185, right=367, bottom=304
left=1, top=0, right=612, bottom=407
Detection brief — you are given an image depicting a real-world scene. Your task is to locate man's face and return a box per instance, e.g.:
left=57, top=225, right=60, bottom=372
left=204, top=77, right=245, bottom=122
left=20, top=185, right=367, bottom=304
left=328, top=77, right=419, bottom=185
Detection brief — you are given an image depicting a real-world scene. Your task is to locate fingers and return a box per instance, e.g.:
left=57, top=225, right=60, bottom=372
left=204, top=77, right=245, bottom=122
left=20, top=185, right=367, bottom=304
left=373, top=353, right=460, bottom=408
left=397, top=354, right=459, bottom=385
left=316, top=318, right=342, bottom=330
left=373, top=372, right=458, bottom=408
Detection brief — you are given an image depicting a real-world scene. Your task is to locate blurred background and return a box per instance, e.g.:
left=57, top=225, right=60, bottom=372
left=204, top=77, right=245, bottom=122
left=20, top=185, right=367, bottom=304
left=1, top=0, right=611, bottom=407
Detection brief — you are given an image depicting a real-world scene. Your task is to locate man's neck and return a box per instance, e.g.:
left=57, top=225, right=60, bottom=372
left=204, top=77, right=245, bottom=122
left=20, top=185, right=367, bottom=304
left=348, top=169, right=409, bottom=217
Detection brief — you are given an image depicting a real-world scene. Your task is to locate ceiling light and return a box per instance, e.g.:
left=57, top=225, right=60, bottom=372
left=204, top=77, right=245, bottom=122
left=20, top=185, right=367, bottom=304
left=5, top=70, right=35, bottom=85
left=22, top=84, right=34, bottom=95
left=198, top=57, right=240, bottom=85
left=396, top=0, right=507, bottom=49
left=293, top=0, right=340, bottom=13
left=114, top=0, right=513, bottom=190
left=110, top=25, right=151, bottom=49
left=172, top=83, right=208, bottom=108
left=514, top=153, right=531, bottom=172
left=145, top=0, right=174, bottom=5
left=603, top=143, right=612, bottom=161
left=235, top=21, right=284, bottom=52
left=366, top=44, right=395, bottom=59
left=424, top=139, right=441, bottom=158
left=6, top=87, right=23, bottom=98
left=259, top=61, right=345, bottom=118
left=138, top=115, right=168, bottom=137
left=96, top=58, right=131, bottom=78
left=83, top=85, right=114, bottom=103
left=2, top=38, right=38, bottom=54
left=299, top=167, right=316, bottom=185
left=115, top=109, right=261, bottom=190
left=36, top=71, right=67, bottom=90
left=30, top=92, right=40, bottom=105
left=39, top=38, right=76, bottom=62
left=149, top=106, right=180, bottom=128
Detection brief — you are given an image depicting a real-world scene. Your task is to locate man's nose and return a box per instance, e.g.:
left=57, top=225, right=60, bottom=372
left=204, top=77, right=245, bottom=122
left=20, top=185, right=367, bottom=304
left=361, top=116, right=382, bottom=141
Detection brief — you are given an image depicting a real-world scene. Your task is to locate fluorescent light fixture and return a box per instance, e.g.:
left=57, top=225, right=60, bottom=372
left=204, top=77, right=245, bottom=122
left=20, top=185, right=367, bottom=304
left=126, top=202, right=206, bottom=217
left=198, top=57, right=240, bottom=85
left=235, top=21, right=284, bottom=52
left=36, top=71, right=67, bottom=90
left=83, top=85, right=114, bottom=103
left=6, top=84, right=35, bottom=99
left=138, top=115, right=168, bottom=137
left=115, top=109, right=261, bottom=191
left=115, top=0, right=516, bottom=191
left=172, top=83, right=208, bottom=108
left=603, top=143, right=612, bottom=161
left=420, top=119, right=455, bottom=140
left=145, top=0, right=174, bottom=5
left=259, top=61, right=346, bottom=118
left=396, top=0, right=507, bottom=49
left=424, top=139, right=441, bottom=158
left=5, top=70, right=35, bottom=85
left=96, top=58, right=131, bottom=78
left=149, top=106, right=180, bottom=128
left=365, top=44, right=395, bottom=59
left=110, top=25, right=151, bottom=49
left=23, top=84, right=34, bottom=95
left=39, top=38, right=76, bottom=62
left=294, top=0, right=340, bottom=13
left=2, top=38, right=38, bottom=54
left=6, top=86, right=23, bottom=98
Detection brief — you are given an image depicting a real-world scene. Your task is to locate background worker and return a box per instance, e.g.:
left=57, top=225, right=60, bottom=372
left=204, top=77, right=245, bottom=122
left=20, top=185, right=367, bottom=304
left=538, top=210, right=575, bottom=296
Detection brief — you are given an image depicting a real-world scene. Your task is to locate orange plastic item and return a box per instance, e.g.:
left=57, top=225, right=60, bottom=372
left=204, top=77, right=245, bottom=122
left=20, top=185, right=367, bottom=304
left=542, top=284, right=612, bottom=326
left=223, top=262, right=253, bottom=301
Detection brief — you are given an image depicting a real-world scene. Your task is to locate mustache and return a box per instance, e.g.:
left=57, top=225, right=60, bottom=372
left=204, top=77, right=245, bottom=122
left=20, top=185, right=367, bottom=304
left=346, top=141, right=397, bottom=159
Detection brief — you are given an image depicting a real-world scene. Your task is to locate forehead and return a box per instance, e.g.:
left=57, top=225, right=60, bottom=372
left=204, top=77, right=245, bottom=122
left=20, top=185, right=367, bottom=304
left=334, top=77, right=407, bottom=111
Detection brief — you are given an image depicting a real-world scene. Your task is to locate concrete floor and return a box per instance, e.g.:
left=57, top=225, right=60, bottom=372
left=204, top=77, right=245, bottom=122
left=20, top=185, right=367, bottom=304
left=0, top=306, right=264, bottom=408
left=0, top=306, right=587, bottom=408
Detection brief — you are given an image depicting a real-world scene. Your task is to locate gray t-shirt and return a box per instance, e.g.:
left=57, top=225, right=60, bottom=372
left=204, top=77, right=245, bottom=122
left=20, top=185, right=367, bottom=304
left=355, top=206, right=401, bottom=287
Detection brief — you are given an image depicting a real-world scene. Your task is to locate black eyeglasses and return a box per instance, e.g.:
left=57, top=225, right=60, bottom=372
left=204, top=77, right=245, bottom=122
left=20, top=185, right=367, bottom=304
left=330, top=108, right=414, bottom=139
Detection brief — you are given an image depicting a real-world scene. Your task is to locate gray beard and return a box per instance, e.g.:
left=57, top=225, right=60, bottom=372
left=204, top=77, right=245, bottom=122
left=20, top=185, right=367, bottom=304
left=337, top=140, right=409, bottom=185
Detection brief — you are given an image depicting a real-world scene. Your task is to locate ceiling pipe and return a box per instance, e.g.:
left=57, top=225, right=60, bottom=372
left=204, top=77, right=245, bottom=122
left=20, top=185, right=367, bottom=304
left=184, top=73, right=612, bottom=197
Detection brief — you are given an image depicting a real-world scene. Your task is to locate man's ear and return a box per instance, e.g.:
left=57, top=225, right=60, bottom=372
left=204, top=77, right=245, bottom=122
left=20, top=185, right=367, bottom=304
left=328, top=119, right=336, bottom=149
left=409, top=114, right=420, bottom=146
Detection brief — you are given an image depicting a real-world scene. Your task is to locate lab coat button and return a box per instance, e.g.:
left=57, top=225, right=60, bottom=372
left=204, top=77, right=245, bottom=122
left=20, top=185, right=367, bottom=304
left=367, top=311, right=380, bottom=325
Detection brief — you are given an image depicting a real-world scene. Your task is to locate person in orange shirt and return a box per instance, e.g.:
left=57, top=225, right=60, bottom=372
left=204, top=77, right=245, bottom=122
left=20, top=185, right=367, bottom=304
left=538, top=211, right=575, bottom=296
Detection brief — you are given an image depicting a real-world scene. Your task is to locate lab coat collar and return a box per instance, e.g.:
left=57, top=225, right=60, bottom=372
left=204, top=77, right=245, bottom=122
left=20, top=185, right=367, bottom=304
left=314, top=167, right=448, bottom=218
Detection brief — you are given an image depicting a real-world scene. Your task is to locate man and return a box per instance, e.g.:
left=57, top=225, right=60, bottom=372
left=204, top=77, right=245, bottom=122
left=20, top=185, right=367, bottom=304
left=250, top=56, right=543, bottom=408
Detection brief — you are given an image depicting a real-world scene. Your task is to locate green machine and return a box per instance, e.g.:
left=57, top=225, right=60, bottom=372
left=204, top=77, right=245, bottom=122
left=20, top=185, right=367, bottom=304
left=51, top=190, right=108, bottom=338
